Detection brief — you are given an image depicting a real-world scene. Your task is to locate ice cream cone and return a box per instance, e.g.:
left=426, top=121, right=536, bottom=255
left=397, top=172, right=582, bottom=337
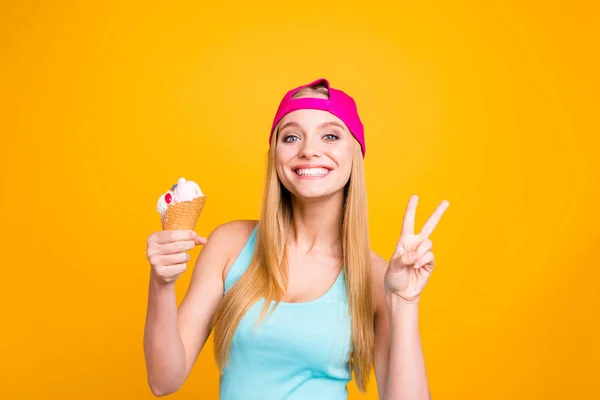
left=161, top=195, right=206, bottom=230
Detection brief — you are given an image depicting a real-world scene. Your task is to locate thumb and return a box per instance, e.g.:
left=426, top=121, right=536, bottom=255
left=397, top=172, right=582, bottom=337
left=401, top=251, right=419, bottom=266
left=194, top=233, right=207, bottom=245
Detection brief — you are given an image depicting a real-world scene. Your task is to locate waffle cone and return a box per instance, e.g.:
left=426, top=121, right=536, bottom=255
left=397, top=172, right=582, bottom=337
left=161, top=196, right=206, bottom=230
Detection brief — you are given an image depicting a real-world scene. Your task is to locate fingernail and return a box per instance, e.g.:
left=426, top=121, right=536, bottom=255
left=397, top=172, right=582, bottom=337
left=410, top=252, right=419, bottom=262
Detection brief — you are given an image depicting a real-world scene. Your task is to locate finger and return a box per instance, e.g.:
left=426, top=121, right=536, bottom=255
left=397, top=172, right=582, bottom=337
left=159, top=240, right=196, bottom=255
left=400, top=250, right=420, bottom=266
left=419, top=200, right=450, bottom=239
left=195, top=236, right=207, bottom=245
left=152, top=230, right=199, bottom=244
left=401, top=195, right=419, bottom=236
left=415, top=239, right=433, bottom=258
left=422, top=262, right=434, bottom=274
left=155, top=263, right=187, bottom=278
left=415, top=251, right=434, bottom=269
left=394, top=236, right=407, bottom=256
left=158, top=252, right=190, bottom=266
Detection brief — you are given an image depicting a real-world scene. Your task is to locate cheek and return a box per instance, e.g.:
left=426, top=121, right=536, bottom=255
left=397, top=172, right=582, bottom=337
left=274, top=147, right=294, bottom=178
left=330, top=146, right=353, bottom=175
left=275, top=144, right=296, bottom=161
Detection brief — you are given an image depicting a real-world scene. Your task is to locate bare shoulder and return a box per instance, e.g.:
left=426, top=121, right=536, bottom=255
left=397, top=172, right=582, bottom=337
left=207, top=219, right=259, bottom=281
left=209, top=219, right=258, bottom=242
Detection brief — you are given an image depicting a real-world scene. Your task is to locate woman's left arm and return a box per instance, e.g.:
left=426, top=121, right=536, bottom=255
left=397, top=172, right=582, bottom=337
left=374, top=195, right=450, bottom=400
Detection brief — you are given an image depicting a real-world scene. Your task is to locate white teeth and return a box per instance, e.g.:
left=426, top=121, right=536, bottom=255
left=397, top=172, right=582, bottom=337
left=295, top=168, right=329, bottom=176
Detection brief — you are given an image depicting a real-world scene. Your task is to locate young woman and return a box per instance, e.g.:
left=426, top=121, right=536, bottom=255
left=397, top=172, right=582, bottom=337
left=144, top=78, right=450, bottom=400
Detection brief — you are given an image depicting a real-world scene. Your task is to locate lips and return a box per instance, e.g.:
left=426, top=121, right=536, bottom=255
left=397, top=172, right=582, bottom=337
left=295, top=167, right=330, bottom=177
left=291, top=164, right=333, bottom=179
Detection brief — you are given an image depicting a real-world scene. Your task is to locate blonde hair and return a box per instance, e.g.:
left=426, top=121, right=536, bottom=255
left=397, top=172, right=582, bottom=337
left=212, top=83, right=374, bottom=391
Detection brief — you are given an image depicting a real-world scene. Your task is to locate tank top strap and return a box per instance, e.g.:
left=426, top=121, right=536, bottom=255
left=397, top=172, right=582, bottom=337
left=224, top=225, right=258, bottom=292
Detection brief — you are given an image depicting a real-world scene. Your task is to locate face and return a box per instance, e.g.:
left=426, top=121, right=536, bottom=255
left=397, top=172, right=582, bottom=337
left=274, top=108, right=354, bottom=200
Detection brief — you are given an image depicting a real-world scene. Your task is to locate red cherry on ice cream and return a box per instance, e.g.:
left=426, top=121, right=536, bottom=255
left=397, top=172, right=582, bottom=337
left=165, top=193, right=172, bottom=204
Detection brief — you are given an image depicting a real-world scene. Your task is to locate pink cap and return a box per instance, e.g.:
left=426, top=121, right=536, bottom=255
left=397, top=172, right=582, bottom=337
left=269, top=78, right=366, bottom=157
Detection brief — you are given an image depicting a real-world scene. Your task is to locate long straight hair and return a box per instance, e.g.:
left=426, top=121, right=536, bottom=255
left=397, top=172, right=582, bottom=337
left=212, top=84, right=374, bottom=391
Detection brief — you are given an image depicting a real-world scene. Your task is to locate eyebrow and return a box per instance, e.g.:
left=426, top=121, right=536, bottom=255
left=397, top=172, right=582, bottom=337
left=279, top=121, right=346, bottom=131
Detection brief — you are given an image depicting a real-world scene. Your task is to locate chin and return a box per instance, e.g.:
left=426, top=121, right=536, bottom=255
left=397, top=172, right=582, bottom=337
left=288, top=185, right=344, bottom=201
left=293, top=191, right=330, bottom=200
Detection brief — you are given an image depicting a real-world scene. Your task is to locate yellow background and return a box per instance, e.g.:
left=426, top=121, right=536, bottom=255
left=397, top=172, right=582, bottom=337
left=1, top=1, right=598, bottom=399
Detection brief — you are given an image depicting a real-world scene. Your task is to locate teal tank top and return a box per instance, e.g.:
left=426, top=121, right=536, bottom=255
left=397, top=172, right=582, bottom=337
left=219, top=226, right=352, bottom=400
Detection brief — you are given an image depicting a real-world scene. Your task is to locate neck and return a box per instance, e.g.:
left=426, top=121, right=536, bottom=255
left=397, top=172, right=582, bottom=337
left=288, top=190, right=344, bottom=255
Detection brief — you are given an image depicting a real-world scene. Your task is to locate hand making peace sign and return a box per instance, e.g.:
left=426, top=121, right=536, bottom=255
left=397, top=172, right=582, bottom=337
left=384, top=195, right=450, bottom=303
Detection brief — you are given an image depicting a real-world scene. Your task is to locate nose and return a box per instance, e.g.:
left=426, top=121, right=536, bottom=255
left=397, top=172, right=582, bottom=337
left=299, top=136, right=321, bottom=159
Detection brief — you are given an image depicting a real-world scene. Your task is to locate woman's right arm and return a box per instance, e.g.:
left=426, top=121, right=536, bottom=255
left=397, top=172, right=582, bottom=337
left=143, top=223, right=234, bottom=396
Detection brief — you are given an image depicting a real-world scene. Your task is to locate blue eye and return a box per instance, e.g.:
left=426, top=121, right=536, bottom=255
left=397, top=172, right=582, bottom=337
left=323, top=133, right=339, bottom=140
left=283, top=134, right=299, bottom=143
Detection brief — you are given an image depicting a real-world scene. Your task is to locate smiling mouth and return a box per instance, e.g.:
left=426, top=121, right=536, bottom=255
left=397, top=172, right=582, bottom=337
left=293, top=167, right=331, bottom=177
